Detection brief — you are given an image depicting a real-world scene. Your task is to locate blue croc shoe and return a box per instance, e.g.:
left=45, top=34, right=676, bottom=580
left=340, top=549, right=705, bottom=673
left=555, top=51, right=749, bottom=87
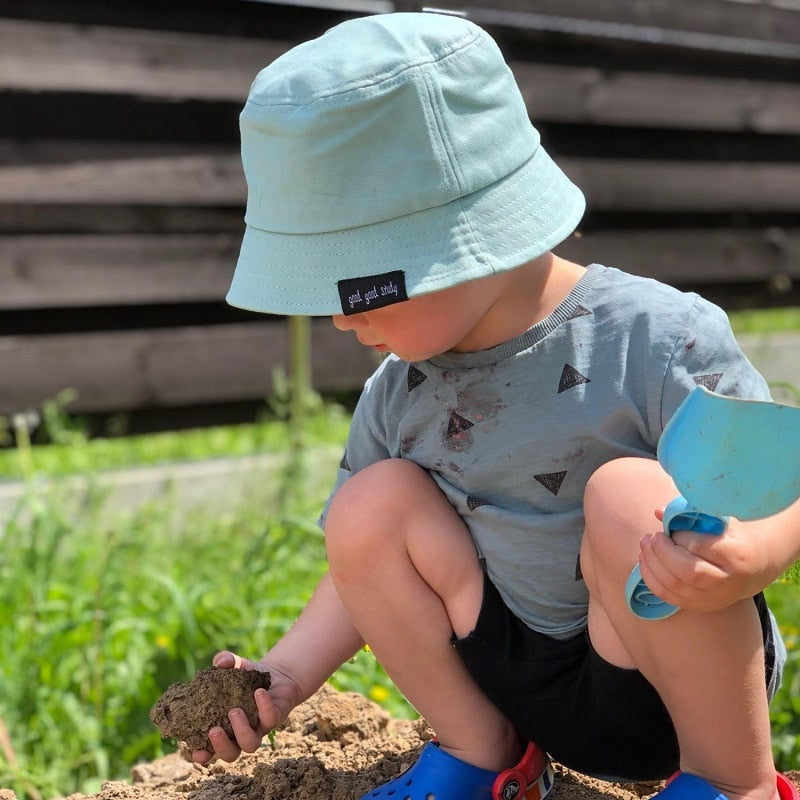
left=654, top=772, right=799, bottom=800
left=361, top=740, right=554, bottom=800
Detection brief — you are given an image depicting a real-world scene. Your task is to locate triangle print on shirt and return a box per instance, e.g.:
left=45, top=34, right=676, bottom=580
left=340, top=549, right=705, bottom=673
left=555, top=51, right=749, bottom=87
left=534, top=471, right=568, bottom=496
left=407, top=365, right=427, bottom=392
left=694, top=373, right=722, bottom=391
left=558, top=364, right=591, bottom=394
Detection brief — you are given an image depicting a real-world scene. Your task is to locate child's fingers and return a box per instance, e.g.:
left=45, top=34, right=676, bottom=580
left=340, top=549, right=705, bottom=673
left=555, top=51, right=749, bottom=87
left=191, top=747, right=216, bottom=764
left=204, top=725, right=243, bottom=762
left=228, top=708, right=264, bottom=753
left=211, top=651, right=236, bottom=669
left=640, top=531, right=728, bottom=610
left=255, top=687, right=281, bottom=733
left=212, top=650, right=255, bottom=670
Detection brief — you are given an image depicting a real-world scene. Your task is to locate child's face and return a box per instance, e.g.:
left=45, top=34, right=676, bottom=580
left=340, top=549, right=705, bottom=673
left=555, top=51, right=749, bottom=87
left=332, top=279, right=498, bottom=362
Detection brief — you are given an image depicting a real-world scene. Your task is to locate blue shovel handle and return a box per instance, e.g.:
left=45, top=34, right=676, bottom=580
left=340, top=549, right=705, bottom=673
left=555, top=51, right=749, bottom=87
left=624, top=496, right=729, bottom=619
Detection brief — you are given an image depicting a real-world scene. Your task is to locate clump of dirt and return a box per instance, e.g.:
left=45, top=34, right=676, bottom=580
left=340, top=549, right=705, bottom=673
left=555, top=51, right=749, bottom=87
left=149, top=667, right=272, bottom=752
left=46, top=684, right=800, bottom=800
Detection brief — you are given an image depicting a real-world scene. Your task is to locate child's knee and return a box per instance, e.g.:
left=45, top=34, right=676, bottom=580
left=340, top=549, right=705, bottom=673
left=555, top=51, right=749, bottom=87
left=584, top=457, right=643, bottom=528
left=325, top=459, right=435, bottom=559
left=585, top=457, right=673, bottom=521
left=583, top=457, right=674, bottom=569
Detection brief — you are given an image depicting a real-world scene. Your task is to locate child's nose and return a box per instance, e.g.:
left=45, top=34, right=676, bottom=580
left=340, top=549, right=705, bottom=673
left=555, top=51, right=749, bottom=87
left=332, top=314, right=350, bottom=331
left=332, top=314, right=364, bottom=331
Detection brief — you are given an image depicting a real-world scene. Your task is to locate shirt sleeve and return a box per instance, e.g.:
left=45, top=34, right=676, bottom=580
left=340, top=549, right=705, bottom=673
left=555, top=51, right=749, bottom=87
left=659, top=294, right=771, bottom=426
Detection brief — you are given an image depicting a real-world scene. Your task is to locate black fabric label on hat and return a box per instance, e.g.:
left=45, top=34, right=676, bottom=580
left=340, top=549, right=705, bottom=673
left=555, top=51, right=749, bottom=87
left=337, top=271, right=408, bottom=316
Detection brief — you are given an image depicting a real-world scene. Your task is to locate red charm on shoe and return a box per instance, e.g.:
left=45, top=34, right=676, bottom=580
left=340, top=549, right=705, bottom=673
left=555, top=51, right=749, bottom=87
left=492, top=742, right=554, bottom=800
left=778, top=772, right=799, bottom=800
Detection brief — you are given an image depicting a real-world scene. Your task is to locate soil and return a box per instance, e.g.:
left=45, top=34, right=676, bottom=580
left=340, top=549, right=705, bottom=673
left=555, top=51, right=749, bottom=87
left=22, top=673, right=800, bottom=800
left=149, top=668, right=272, bottom=752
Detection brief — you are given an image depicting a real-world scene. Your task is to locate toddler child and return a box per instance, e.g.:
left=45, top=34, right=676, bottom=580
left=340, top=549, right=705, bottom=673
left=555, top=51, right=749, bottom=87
left=194, top=13, right=800, bottom=800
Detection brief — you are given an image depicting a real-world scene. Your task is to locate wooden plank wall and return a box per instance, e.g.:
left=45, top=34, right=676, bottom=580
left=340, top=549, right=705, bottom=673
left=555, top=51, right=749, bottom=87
left=1, top=0, right=798, bottom=422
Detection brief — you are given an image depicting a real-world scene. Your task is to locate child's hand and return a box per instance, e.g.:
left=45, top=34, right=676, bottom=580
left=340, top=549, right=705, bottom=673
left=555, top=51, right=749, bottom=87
left=636, top=510, right=774, bottom=614
left=192, top=651, right=301, bottom=764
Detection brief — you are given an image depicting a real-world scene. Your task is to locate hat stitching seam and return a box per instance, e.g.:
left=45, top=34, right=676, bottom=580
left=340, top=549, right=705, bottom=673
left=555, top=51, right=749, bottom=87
left=419, top=68, right=464, bottom=197
left=245, top=28, right=484, bottom=110
left=454, top=201, right=491, bottom=272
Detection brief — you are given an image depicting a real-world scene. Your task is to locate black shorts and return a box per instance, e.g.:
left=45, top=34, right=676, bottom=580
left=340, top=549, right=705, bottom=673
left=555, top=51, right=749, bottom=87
left=453, top=574, right=779, bottom=782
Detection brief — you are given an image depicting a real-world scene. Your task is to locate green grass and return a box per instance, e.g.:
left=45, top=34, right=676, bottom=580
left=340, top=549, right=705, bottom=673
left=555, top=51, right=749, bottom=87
left=766, top=581, right=800, bottom=772
left=0, top=408, right=412, bottom=799
left=728, top=306, right=800, bottom=335
left=0, top=392, right=352, bottom=480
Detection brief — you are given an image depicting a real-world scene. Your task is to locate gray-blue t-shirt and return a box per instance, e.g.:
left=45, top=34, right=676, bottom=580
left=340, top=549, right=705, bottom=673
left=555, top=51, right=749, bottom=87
left=321, top=264, right=771, bottom=639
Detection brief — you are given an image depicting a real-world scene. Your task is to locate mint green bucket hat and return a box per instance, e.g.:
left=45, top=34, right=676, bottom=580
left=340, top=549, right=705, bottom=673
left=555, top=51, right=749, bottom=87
left=227, top=12, right=585, bottom=317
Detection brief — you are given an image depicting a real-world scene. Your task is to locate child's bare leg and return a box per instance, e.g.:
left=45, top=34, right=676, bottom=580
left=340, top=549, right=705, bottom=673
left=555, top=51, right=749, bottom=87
left=580, top=457, right=778, bottom=800
left=324, top=458, right=521, bottom=771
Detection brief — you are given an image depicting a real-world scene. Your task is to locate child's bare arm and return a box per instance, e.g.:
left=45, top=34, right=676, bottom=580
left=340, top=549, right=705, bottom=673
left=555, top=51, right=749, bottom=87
left=193, top=570, right=364, bottom=763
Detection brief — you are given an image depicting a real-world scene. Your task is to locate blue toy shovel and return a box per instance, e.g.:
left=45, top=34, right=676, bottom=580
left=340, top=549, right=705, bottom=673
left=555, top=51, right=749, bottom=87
left=625, top=386, right=800, bottom=619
